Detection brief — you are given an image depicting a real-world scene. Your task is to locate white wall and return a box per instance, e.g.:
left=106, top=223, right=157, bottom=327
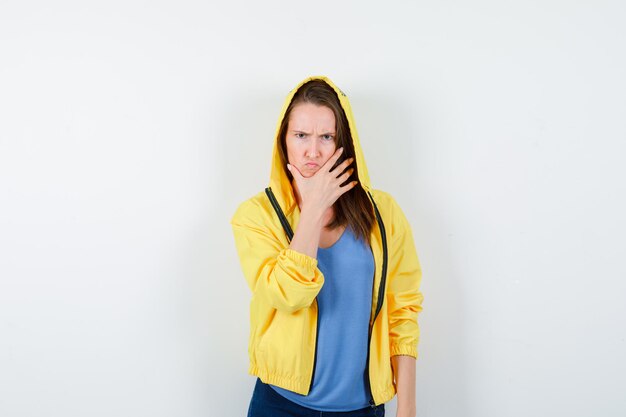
left=1, top=1, right=625, bottom=416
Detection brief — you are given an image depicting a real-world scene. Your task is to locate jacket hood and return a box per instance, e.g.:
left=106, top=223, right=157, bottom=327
left=269, top=75, right=372, bottom=215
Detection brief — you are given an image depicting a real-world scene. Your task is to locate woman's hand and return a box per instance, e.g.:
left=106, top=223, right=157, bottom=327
left=287, top=147, right=357, bottom=213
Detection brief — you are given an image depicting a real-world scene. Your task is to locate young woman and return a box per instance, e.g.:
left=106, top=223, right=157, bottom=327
left=231, top=76, right=424, bottom=417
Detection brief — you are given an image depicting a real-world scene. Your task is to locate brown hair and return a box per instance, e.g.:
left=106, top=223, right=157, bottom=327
left=277, top=79, right=375, bottom=247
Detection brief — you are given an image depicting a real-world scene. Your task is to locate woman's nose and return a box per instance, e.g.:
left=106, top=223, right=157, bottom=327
left=306, top=141, right=320, bottom=157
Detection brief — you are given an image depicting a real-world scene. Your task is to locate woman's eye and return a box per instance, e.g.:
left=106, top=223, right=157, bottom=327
left=323, top=135, right=334, bottom=140
left=295, top=133, right=305, bottom=139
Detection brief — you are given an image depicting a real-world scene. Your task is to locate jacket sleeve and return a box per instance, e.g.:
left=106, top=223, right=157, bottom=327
left=386, top=196, right=424, bottom=359
left=230, top=199, right=325, bottom=314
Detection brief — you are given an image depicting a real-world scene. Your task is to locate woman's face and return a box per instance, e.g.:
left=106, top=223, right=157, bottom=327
left=285, top=102, right=337, bottom=178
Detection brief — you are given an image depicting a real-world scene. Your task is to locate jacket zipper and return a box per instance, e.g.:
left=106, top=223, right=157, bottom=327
left=364, top=190, right=388, bottom=408
left=265, top=187, right=388, bottom=407
left=308, top=297, right=319, bottom=393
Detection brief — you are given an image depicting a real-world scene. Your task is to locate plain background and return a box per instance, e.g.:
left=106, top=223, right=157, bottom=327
left=1, top=1, right=625, bottom=416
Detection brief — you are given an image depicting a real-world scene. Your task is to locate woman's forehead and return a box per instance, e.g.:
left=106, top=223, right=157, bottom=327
left=288, top=103, right=336, bottom=131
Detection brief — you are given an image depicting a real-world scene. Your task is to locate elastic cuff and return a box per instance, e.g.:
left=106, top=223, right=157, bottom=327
left=390, top=343, right=418, bottom=359
left=283, top=248, right=318, bottom=270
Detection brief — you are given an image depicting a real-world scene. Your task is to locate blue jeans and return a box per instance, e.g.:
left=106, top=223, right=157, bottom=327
left=247, top=377, right=385, bottom=417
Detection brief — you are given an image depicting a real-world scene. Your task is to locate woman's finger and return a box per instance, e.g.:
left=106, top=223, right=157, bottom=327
left=323, top=147, right=344, bottom=173
left=287, top=163, right=303, bottom=180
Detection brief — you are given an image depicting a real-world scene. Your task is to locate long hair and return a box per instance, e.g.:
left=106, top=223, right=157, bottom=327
left=277, top=79, right=375, bottom=247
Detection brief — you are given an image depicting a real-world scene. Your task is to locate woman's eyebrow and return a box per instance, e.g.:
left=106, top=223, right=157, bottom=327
left=291, top=129, right=336, bottom=136
left=291, top=130, right=336, bottom=135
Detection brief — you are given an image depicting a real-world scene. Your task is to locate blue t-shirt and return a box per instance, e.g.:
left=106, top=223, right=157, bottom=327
left=269, top=225, right=375, bottom=411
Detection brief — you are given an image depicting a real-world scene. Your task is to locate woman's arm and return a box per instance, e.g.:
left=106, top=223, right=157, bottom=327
left=391, top=354, right=416, bottom=417
left=230, top=199, right=325, bottom=313
left=384, top=191, right=422, bottom=417
left=288, top=205, right=325, bottom=259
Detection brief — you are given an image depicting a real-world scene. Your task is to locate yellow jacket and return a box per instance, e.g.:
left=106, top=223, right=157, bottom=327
left=230, top=75, right=424, bottom=407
